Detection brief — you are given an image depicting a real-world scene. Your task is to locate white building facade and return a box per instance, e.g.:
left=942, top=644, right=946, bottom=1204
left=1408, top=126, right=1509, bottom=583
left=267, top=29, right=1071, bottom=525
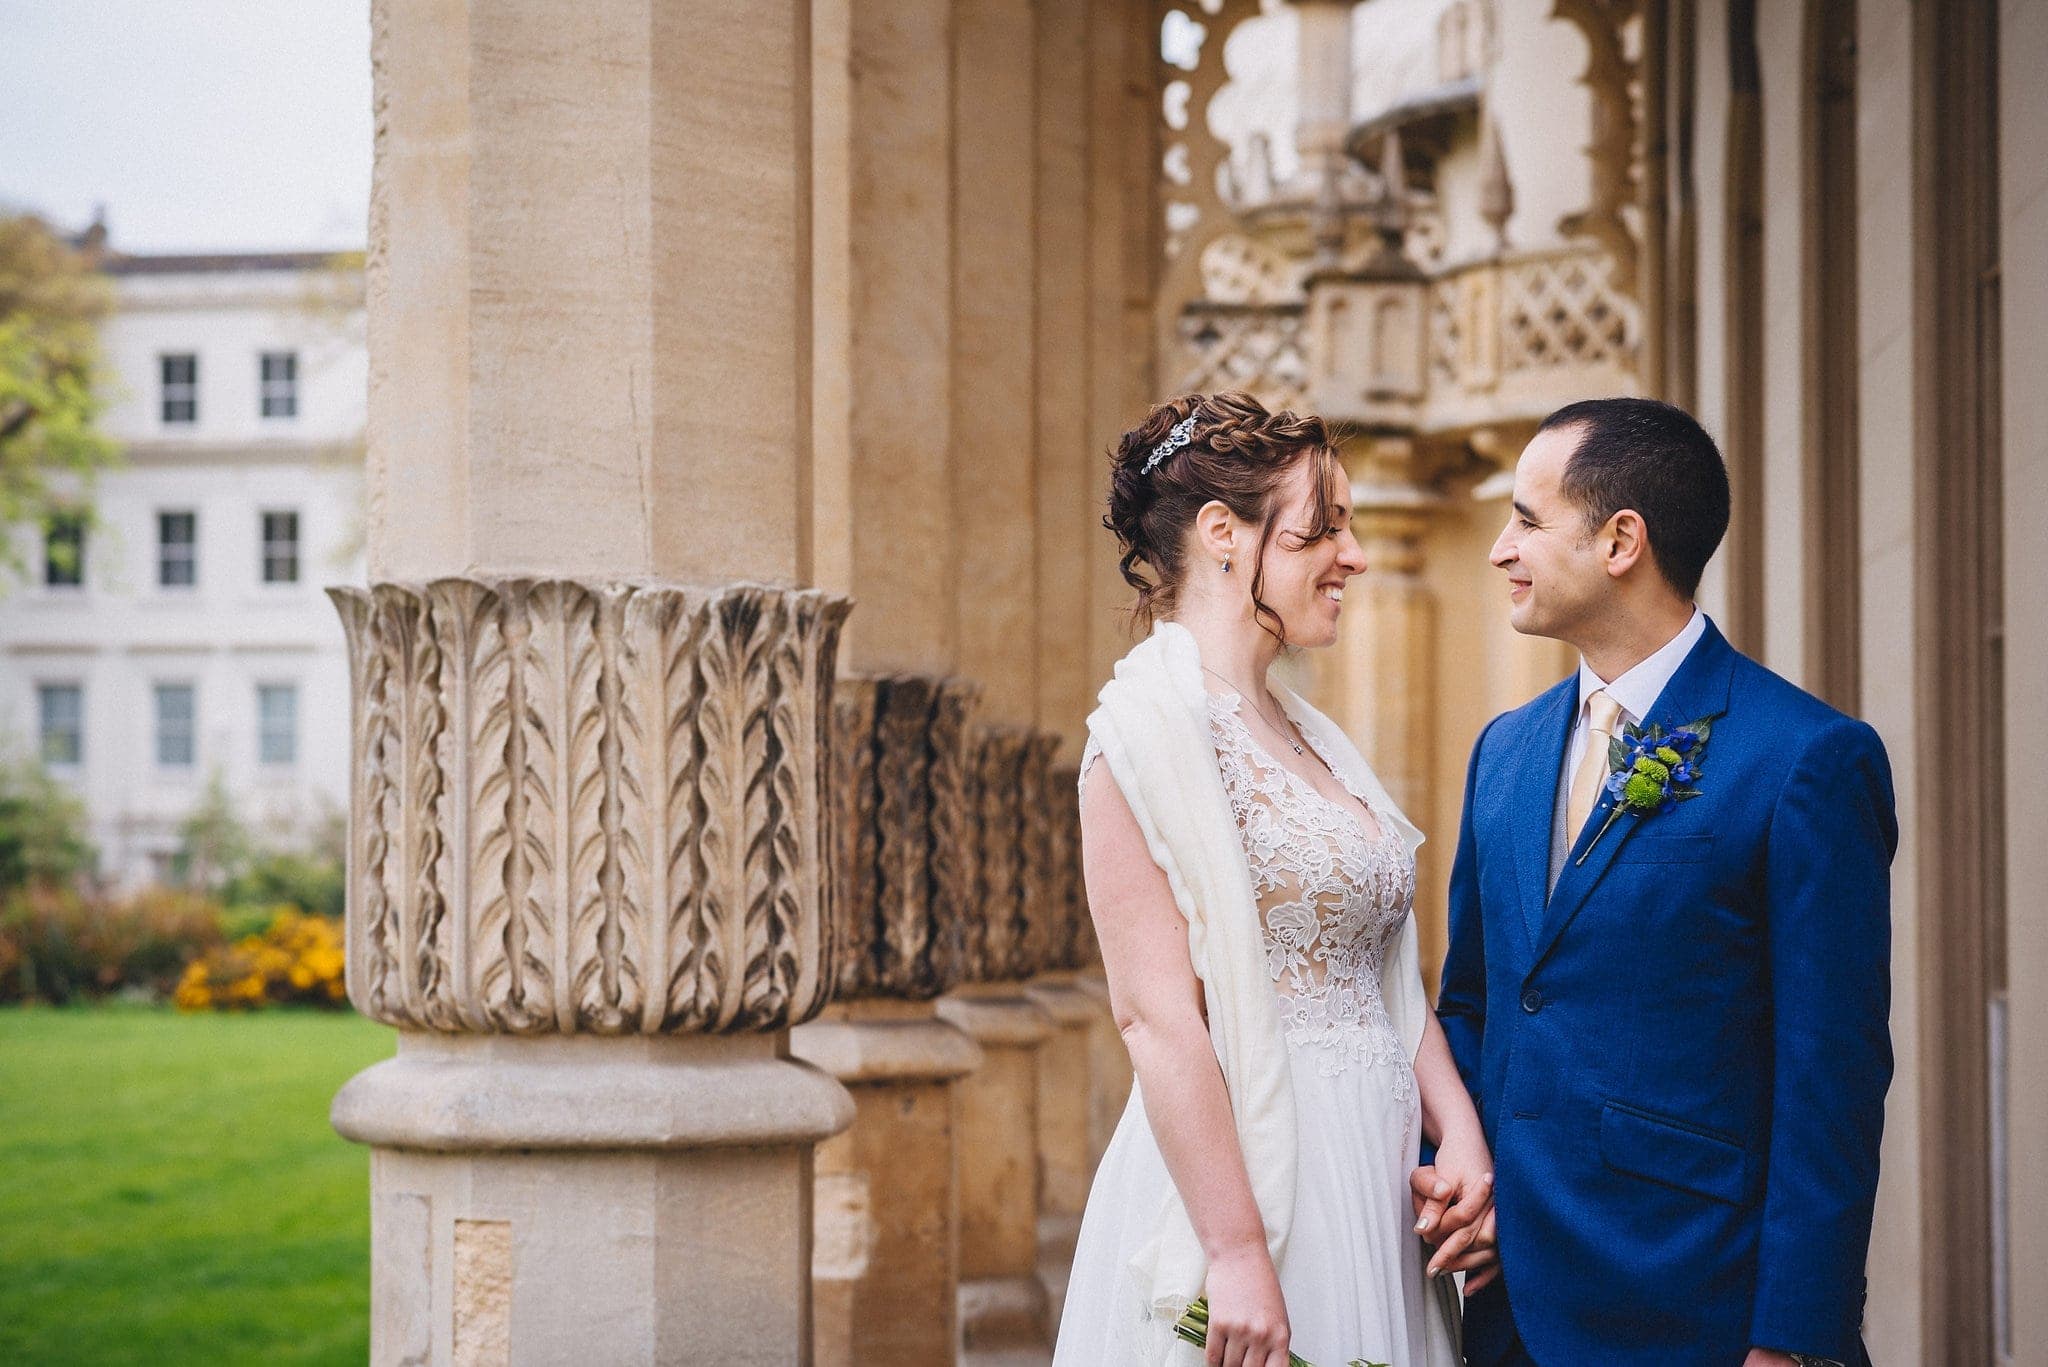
left=0, top=249, right=366, bottom=885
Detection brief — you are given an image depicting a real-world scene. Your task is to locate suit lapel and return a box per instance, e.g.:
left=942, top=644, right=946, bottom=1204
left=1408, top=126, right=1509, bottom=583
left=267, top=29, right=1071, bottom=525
left=1510, top=679, right=1577, bottom=954
left=1532, top=620, right=1738, bottom=967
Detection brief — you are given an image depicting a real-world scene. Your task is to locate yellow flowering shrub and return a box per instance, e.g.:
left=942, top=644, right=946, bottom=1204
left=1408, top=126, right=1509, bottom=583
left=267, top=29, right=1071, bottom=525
left=174, top=908, right=347, bottom=1011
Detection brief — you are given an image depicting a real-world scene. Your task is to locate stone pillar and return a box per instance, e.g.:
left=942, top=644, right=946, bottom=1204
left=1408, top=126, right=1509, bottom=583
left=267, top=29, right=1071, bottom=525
left=811, top=0, right=956, bottom=670
left=350, top=4, right=846, bottom=1362
left=331, top=582, right=853, bottom=1366
left=1033, top=0, right=1094, bottom=752
left=794, top=674, right=984, bottom=1367
left=1025, top=759, right=1103, bottom=1324
left=941, top=726, right=1061, bottom=1354
left=951, top=0, right=1040, bottom=726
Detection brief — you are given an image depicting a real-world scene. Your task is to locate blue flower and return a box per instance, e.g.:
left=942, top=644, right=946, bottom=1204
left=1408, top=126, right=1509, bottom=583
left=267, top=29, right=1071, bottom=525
left=1574, top=713, right=1717, bottom=867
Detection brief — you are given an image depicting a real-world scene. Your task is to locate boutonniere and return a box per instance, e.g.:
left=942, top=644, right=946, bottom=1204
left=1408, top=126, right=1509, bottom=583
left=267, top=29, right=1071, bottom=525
left=1576, top=717, right=1714, bottom=865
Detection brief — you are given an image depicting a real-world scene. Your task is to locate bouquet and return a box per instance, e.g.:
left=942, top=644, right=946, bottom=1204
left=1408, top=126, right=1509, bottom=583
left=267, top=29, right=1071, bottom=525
left=1171, top=1298, right=1389, bottom=1367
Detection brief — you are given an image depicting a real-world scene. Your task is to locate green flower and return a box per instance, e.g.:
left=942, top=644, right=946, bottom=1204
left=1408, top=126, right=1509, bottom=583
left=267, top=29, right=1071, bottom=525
left=1623, top=772, right=1665, bottom=807
left=1655, top=745, right=1684, bottom=767
left=1631, top=756, right=1671, bottom=785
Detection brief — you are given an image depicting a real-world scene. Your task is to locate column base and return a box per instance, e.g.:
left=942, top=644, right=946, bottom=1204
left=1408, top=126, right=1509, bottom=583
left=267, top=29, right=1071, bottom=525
left=336, top=1032, right=852, bottom=1367
left=938, top=984, right=1057, bottom=1353
left=959, top=1274, right=1053, bottom=1353
left=792, top=1000, right=982, bottom=1367
left=1026, top=972, right=1099, bottom=1334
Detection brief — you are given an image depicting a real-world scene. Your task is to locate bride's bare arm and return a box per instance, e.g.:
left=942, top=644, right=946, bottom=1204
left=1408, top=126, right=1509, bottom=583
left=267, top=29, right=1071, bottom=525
left=1412, top=1005, right=1499, bottom=1288
left=1081, top=759, right=1292, bottom=1367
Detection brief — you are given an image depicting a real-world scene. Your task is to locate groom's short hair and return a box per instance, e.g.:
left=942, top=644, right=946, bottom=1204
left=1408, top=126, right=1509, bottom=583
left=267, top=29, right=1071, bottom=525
left=1537, top=397, right=1731, bottom=599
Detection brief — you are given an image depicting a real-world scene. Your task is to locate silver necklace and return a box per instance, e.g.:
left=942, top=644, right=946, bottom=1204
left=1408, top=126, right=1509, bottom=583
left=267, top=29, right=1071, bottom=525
left=1201, top=665, right=1306, bottom=756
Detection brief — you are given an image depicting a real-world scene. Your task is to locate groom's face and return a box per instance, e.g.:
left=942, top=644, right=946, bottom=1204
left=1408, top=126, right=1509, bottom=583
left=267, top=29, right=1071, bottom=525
left=1489, top=424, right=1608, bottom=641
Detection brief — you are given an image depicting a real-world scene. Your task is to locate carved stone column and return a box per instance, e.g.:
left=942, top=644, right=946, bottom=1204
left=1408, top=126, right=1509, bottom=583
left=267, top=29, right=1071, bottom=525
left=794, top=674, right=984, bottom=1367
left=940, top=726, right=1060, bottom=1353
left=330, top=579, right=854, bottom=1366
left=356, top=0, right=852, bottom=1360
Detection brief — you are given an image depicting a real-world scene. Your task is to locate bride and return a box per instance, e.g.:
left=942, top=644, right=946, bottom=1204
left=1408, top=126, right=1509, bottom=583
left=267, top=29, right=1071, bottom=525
left=1056, top=392, right=1495, bottom=1367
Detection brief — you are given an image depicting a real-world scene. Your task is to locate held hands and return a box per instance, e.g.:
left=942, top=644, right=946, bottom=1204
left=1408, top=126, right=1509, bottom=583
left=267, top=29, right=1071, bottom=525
left=1201, top=1243, right=1294, bottom=1367
left=1741, top=1352, right=1798, bottom=1367
left=1408, top=1129, right=1498, bottom=1294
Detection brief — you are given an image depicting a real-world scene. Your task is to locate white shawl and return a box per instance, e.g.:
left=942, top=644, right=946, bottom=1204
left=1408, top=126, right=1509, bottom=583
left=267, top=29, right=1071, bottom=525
left=1084, top=620, right=1432, bottom=1348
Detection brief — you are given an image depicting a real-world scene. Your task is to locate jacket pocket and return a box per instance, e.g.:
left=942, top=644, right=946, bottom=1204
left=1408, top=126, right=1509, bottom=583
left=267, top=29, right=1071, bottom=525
left=1613, top=833, right=1716, bottom=864
left=1599, top=1100, right=1755, bottom=1205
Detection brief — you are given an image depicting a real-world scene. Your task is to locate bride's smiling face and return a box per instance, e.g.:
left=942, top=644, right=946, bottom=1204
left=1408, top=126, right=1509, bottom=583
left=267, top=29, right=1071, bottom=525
left=1247, top=456, right=1366, bottom=649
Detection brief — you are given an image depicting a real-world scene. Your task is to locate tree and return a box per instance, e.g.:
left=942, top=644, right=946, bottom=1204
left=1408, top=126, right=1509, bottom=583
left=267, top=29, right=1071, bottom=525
left=0, top=213, right=119, bottom=584
left=0, top=745, right=97, bottom=894
left=172, top=772, right=252, bottom=895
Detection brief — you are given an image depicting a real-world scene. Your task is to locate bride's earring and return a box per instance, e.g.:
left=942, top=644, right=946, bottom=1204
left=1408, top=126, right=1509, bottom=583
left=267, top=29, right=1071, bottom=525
left=1222, top=555, right=1232, bottom=574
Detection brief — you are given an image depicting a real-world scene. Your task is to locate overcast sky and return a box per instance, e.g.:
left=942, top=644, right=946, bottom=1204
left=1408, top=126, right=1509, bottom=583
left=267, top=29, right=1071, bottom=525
left=0, top=0, right=371, bottom=254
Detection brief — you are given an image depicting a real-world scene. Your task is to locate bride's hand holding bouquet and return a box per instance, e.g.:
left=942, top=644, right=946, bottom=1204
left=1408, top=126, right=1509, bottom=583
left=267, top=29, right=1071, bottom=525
left=1186, top=1242, right=1294, bottom=1367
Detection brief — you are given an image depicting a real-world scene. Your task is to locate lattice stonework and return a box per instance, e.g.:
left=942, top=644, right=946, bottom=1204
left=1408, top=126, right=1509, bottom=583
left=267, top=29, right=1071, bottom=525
left=1199, top=233, right=1306, bottom=307
left=1498, top=252, right=1638, bottom=373
left=330, top=578, right=850, bottom=1036
left=1171, top=305, right=1310, bottom=411
left=1428, top=281, right=1462, bottom=388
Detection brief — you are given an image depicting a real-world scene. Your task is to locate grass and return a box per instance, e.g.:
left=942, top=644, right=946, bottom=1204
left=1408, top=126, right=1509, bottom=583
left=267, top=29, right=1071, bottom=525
left=0, top=1005, right=393, bottom=1366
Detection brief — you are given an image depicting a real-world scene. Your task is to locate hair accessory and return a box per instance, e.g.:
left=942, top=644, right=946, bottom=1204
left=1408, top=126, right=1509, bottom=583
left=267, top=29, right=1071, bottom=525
left=1141, top=415, right=1198, bottom=475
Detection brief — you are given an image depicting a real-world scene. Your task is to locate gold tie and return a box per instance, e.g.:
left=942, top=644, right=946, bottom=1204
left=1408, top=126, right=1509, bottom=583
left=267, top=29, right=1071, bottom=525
left=1566, top=690, right=1624, bottom=845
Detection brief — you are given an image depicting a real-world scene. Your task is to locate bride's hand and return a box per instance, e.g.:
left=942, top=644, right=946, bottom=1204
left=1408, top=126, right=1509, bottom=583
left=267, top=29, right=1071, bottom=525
left=1410, top=1129, right=1497, bottom=1279
left=1202, top=1244, right=1292, bottom=1367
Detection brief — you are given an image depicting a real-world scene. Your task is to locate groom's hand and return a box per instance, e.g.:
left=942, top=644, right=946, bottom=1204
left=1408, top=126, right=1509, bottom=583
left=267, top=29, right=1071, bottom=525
left=1741, top=1353, right=1797, bottom=1367
left=1408, top=1165, right=1500, bottom=1292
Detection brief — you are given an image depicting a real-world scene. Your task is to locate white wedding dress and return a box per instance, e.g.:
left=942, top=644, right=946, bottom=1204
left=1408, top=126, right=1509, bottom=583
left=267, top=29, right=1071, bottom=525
left=1056, top=692, right=1460, bottom=1367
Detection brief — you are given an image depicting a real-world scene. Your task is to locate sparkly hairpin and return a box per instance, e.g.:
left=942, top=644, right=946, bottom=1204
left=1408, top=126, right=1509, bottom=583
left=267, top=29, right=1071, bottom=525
left=1141, top=415, right=1198, bottom=475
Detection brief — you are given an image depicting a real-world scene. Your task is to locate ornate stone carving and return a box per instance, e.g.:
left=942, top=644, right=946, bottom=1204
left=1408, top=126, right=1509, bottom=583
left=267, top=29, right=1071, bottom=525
left=829, top=674, right=982, bottom=1002
left=1015, top=731, right=1061, bottom=975
left=330, top=578, right=851, bottom=1035
left=928, top=680, right=981, bottom=971
left=1551, top=0, right=1644, bottom=297
left=1156, top=0, right=1267, bottom=361
left=830, top=677, right=882, bottom=1000
left=952, top=723, right=1068, bottom=985
left=968, top=726, right=1027, bottom=983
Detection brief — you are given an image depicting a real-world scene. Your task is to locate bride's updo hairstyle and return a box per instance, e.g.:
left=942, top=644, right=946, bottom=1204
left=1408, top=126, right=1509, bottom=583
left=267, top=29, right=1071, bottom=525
left=1105, top=389, right=1342, bottom=643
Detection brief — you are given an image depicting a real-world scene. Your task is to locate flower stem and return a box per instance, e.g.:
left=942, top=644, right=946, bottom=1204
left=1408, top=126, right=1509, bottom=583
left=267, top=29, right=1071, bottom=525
left=1574, top=806, right=1627, bottom=866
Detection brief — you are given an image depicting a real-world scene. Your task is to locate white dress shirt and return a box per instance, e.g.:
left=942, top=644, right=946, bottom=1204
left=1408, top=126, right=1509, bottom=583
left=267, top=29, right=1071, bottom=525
left=1547, top=608, right=1709, bottom=889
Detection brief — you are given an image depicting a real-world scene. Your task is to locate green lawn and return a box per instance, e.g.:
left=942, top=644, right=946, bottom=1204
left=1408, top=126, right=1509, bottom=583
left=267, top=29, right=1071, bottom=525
left=0, top=1006, right=393, bottom=1365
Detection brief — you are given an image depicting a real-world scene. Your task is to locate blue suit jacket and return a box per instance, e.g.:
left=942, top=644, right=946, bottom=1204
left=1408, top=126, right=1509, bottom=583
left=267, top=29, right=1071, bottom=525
left=1439, top=619, right=1895, bottom=1367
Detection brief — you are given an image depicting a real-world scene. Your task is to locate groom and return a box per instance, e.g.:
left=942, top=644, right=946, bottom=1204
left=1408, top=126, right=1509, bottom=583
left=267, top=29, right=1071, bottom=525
left=1417, top=398, right=1895, bottom=1367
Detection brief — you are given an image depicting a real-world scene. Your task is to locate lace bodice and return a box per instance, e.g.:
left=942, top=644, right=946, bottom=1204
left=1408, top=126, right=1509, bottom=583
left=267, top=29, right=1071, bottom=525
left=1080, top=694, right=1416, bottom=1094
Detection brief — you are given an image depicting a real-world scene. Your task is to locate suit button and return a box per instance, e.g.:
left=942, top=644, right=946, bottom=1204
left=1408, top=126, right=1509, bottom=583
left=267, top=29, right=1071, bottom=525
left=1520, top=987, right=1544, bottom=1014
